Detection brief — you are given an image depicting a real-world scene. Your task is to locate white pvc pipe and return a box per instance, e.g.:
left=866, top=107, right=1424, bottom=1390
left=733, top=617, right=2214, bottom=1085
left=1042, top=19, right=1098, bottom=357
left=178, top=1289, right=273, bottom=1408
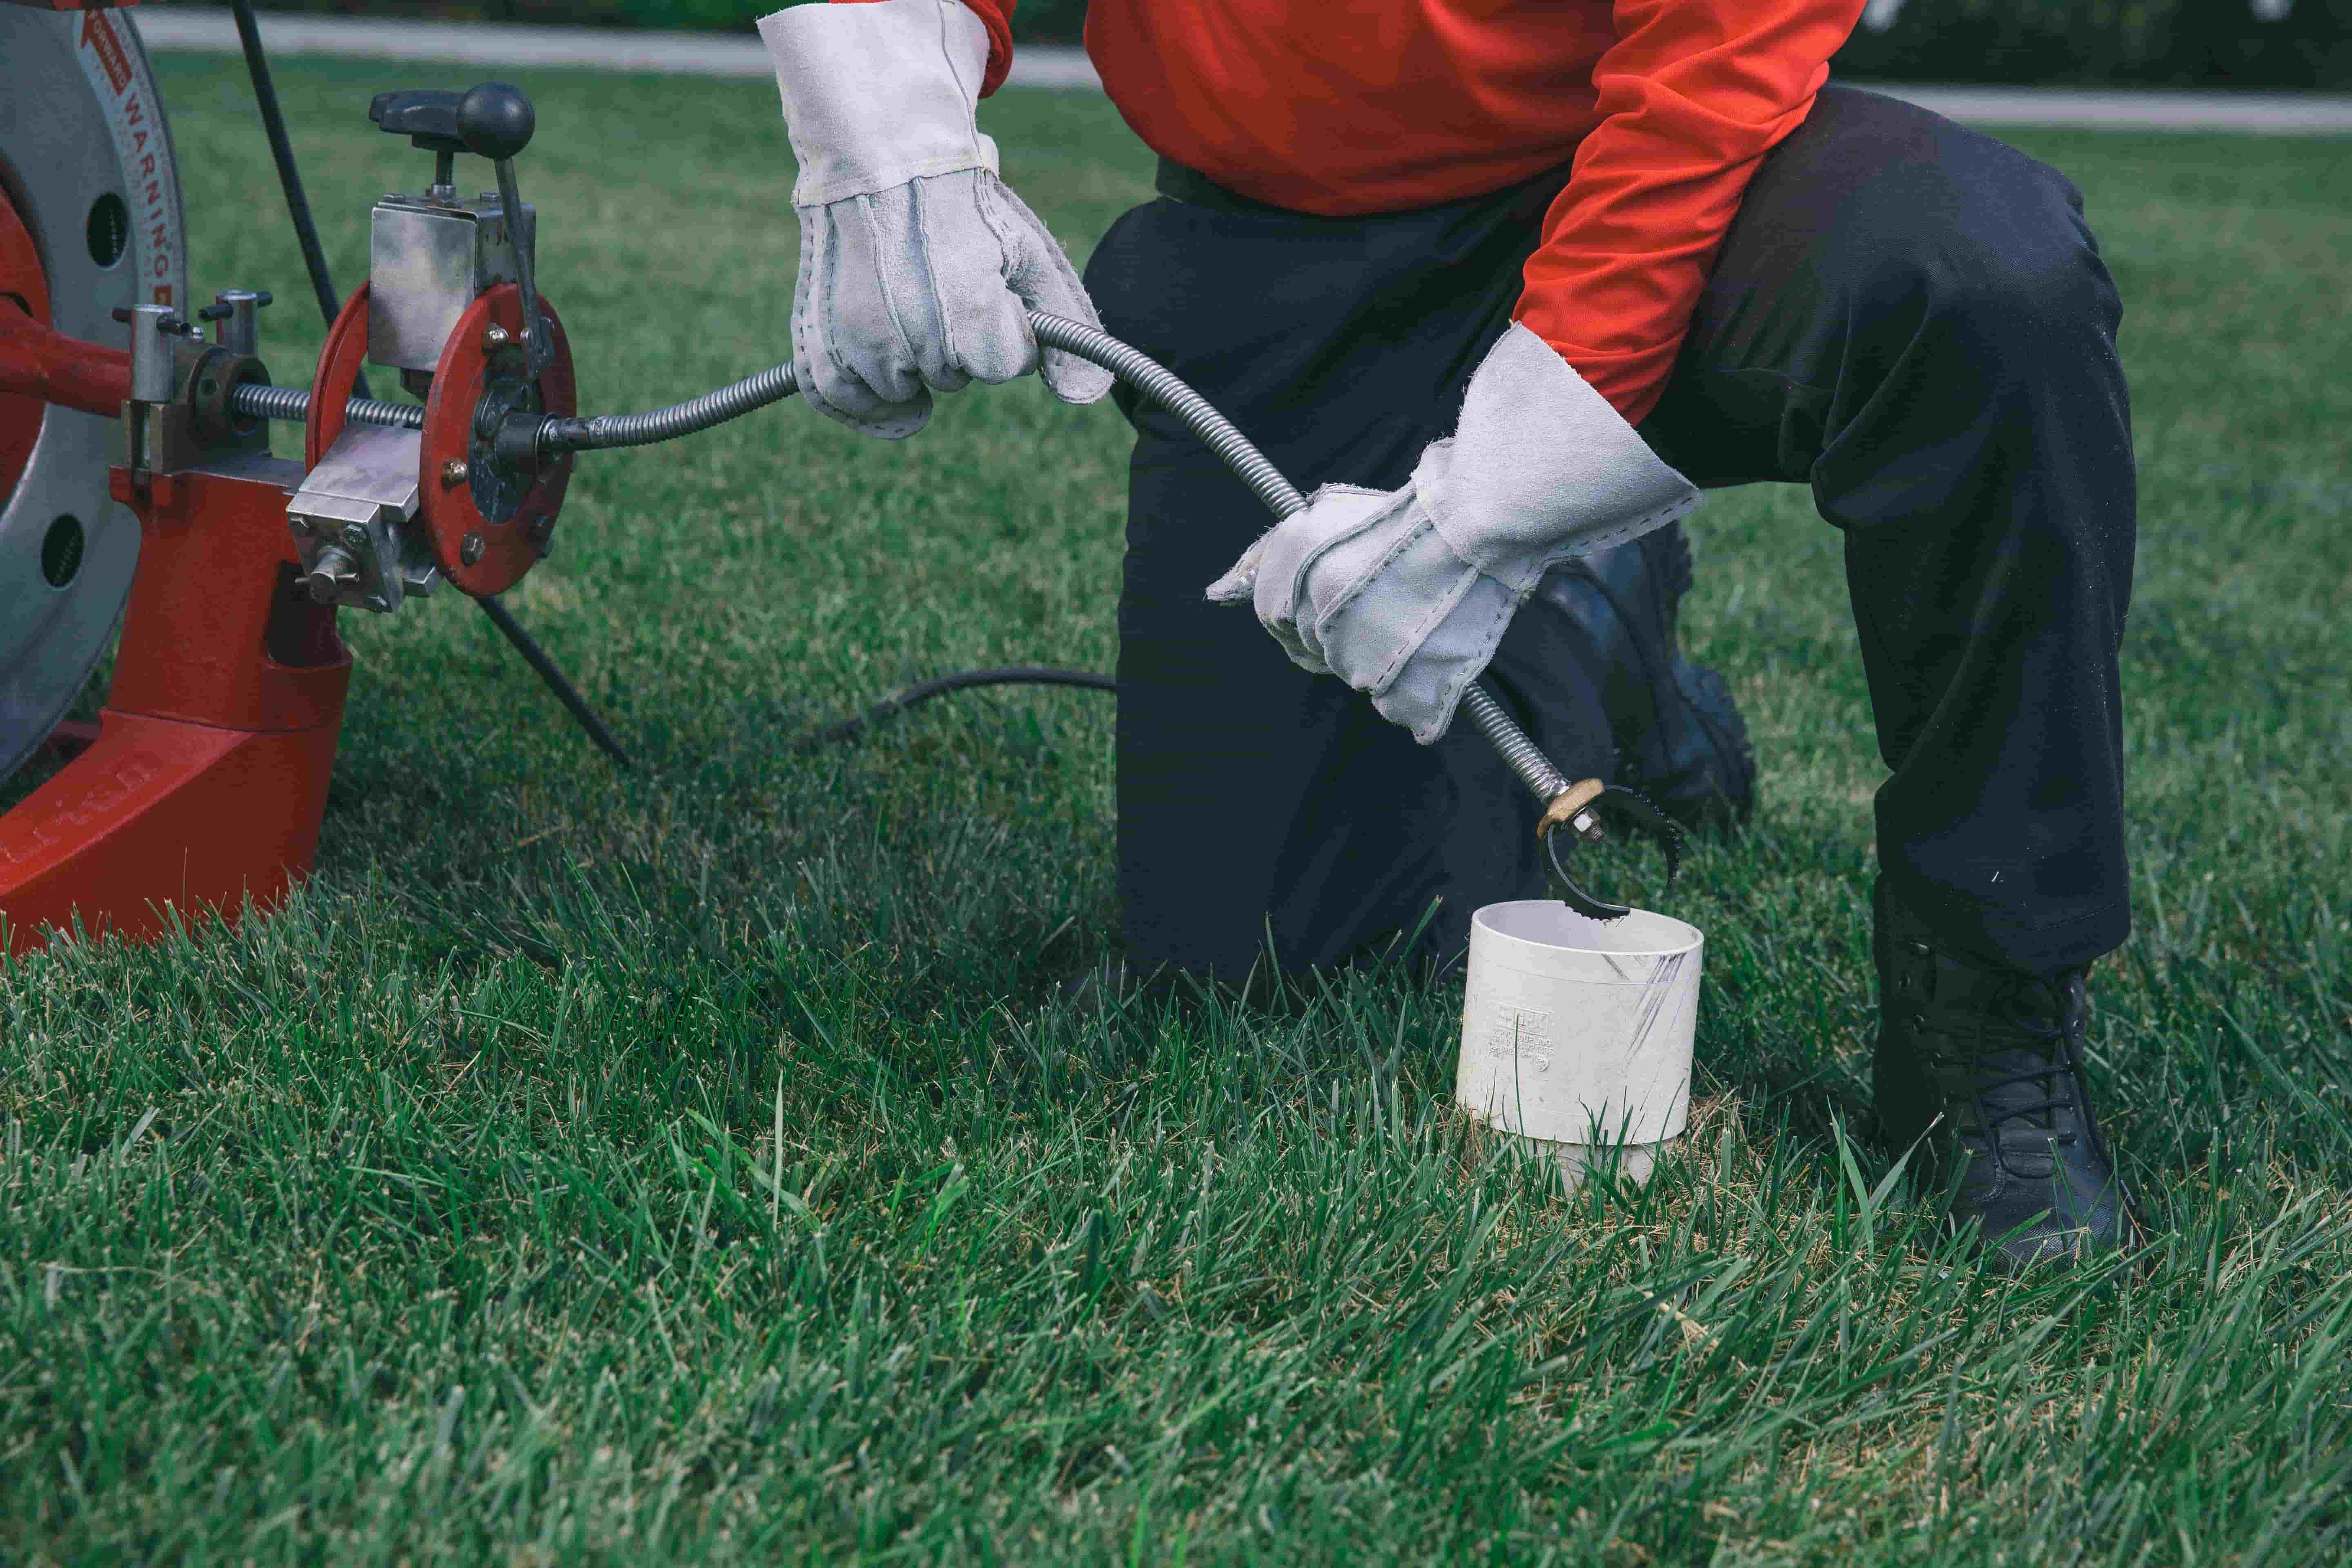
left=1456, top=900, right=1704, bottom=1189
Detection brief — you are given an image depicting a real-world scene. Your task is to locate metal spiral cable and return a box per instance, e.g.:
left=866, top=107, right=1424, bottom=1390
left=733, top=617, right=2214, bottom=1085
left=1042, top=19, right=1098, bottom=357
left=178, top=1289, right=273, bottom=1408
left=222, top=363, right=802, bottom=452
left=218, top=302, right=1568, bottom=807
left=228, top=380, right=423, bottom=430
left=1029, top=312, right=1308, bottom=520
left=1027, top=314, right=1563, bottom=807
left=530, top=361, right=803, bottom=454
left=1457, top=685, right=1570, bottom=804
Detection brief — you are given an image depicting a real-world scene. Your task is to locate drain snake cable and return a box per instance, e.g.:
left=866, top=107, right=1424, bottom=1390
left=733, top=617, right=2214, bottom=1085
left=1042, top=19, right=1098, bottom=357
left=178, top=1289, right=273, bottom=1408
left=211, top=21, right=1640, bottom=899
left=236, top=316, right=1571, bottom=808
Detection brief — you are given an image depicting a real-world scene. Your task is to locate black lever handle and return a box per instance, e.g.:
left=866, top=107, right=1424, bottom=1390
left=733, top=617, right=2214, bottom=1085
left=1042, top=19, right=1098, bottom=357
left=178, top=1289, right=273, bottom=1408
left=368, top=82, right=534, bottom=161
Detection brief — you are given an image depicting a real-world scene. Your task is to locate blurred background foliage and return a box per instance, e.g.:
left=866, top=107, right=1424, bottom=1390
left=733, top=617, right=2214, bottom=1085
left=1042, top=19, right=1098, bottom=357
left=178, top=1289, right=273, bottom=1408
left=233, top=0, right=2352, bottom=88
left=1841, top=0, right=2352, bottom=86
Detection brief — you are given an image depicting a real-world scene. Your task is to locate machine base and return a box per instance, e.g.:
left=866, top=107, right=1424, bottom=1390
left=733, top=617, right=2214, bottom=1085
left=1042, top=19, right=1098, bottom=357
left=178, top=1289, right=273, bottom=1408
left=0, top=713, right=339, bottom=953
left=0, top=458, right=351, bottom=957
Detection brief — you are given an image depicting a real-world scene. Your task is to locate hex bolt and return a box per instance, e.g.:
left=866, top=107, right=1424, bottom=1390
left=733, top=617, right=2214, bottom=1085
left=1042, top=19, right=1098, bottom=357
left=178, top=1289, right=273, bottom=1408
left=339, top=523, right=370, bottom=550
left=460, top=531, right=486, bottom=566
left=1570, top=810, right=1606, bottom=844
left=441, top=459, right=470, bottom=488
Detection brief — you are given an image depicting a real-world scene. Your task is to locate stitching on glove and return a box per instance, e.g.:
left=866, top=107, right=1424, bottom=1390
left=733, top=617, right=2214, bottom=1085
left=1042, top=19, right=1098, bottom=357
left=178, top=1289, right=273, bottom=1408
left=792, top=216, right=851, bottom=426
left=818, top=198, right=927, bottom=437
left=1366, top=560, right=1483, bottom=694
left=970, top=171, right=1024, bottom=291
left=817, top=209, right=869, bottom=395
left=1316, top=508, right=1433, bottom=626
left=1419, top=581, right=1521, bottom=743
left=969, top=175, right=1052, bottom=387
left=1530, top=491, right=1702, bottom=573
left=906, top=176, right=979, bottom=391
left=854, top=193, right=927, bottom=394
left=1289, top=489, right=1413, bottom=629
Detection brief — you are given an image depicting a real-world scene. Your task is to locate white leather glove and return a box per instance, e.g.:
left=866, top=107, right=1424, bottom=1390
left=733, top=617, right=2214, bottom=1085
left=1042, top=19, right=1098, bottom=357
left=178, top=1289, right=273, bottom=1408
left=757, top=0, right=1111, bottom=438
left=1208, top=324, right=1702, bottom=743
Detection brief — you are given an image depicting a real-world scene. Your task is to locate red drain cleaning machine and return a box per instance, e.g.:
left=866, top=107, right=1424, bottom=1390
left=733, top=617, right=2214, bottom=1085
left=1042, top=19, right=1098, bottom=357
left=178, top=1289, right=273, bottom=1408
left=0, top=1, right=597, bottom=955
left=0, top=0, right=1666, bottom=957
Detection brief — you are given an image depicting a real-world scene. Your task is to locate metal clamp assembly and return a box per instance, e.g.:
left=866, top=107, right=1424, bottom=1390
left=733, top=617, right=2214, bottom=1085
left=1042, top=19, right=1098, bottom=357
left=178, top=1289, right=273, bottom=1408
left=285, top=82, right=570, bottom=610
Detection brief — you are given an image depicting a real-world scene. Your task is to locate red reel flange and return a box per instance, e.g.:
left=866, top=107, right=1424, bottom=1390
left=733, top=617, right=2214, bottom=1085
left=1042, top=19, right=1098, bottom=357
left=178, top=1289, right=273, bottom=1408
left=304, top=279, right=576, bottom=601
left=420, top=284, right=577, bottom=598
left=304, top=279, right=372, bottom=472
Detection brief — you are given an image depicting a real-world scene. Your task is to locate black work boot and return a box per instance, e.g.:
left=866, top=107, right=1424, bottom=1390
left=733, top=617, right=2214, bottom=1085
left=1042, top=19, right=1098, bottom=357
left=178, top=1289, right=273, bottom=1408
left=1871, top=880, right=2138, bottom=1270
left=1529, top=522, right=1756, bottom=833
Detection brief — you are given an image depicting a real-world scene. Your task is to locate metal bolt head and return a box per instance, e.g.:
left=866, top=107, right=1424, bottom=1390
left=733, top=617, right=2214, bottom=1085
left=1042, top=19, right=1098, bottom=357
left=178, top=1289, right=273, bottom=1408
left=339, top=523, right=369, bottom=550
left=302, top=546, right=358, bottom=604
left=1570, top=810, right=1606, bottom=843
left=302, top=569, right=343, bottom=605
left=441, top=459, right=470, bottom=488
left=459, top=531, right=486, bottom=566
left=482, top=324, right=512, bottom=352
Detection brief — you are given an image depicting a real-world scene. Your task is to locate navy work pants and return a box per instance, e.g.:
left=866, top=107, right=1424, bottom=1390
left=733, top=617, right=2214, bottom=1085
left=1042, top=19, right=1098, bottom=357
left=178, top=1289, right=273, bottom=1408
left=1081, top=86, right=2136, bottom=982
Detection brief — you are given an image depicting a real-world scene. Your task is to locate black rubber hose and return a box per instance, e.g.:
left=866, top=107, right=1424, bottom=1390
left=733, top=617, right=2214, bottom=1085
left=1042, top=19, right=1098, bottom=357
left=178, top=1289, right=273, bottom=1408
left=799, top=667, right=1116, bottom=748
left=476, top=595, right=633, bottom=767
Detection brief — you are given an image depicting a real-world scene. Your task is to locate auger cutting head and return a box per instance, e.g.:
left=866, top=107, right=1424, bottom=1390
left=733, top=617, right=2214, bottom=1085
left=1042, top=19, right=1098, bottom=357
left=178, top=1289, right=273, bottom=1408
left=1539, top=781, right=1685, bottom=922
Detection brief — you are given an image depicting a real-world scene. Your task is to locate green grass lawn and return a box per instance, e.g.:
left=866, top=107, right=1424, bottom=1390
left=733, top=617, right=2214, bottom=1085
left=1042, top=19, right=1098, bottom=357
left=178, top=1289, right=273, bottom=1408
left=4, top=54, right=2350, bottom=1563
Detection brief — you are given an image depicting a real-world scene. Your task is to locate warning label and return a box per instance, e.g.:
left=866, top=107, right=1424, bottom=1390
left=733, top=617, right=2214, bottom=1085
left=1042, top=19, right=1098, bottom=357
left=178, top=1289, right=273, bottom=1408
left=74, top=10, right=184, bottom=308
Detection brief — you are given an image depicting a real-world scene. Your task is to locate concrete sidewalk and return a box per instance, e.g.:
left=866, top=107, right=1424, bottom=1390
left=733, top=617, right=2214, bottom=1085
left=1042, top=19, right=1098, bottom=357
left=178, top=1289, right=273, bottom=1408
left=131, top=7, right=1105, bottom=89
left=134, top=8, right=2352, bottom=131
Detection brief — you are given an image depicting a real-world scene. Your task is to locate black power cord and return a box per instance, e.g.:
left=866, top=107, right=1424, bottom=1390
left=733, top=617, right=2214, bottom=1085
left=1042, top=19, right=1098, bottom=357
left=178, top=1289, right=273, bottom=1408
left=475, top=594, right=633, bottom=765
left=227, top=0, right=361, bottom=399
left=224, top=7, right=1112, bottom=759
left=800, top=667, right=1115, bottom=748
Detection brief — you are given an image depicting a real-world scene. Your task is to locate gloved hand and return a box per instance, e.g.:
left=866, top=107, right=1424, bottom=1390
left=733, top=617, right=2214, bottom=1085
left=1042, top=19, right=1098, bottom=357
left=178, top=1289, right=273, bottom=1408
left=757, top=0, right=1111, bottom=437
left=1208, top=323, right=1702, bottom=743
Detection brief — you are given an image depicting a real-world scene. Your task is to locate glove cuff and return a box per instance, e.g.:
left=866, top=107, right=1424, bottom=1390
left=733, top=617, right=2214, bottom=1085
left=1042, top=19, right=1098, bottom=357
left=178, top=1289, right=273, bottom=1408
left=1414, top=323, right=1700, bottom=593
left=759, top=0, right=1000, bottom=207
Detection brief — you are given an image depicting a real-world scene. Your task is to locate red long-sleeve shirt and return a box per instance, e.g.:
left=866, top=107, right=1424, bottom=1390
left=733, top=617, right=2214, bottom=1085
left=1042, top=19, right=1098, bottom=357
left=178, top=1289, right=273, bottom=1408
left=922, top=0, right=1864, bottom=424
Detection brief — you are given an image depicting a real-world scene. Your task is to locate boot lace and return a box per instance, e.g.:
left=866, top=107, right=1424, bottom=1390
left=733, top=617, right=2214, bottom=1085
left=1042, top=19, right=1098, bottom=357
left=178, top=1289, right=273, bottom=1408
left=1964, top=973, right=2091, bottom=1167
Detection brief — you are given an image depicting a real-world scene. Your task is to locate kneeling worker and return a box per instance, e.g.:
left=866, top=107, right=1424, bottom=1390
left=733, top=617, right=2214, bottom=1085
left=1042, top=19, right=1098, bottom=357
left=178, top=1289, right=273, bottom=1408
left=756, top=0, right=2141, bottom=1268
